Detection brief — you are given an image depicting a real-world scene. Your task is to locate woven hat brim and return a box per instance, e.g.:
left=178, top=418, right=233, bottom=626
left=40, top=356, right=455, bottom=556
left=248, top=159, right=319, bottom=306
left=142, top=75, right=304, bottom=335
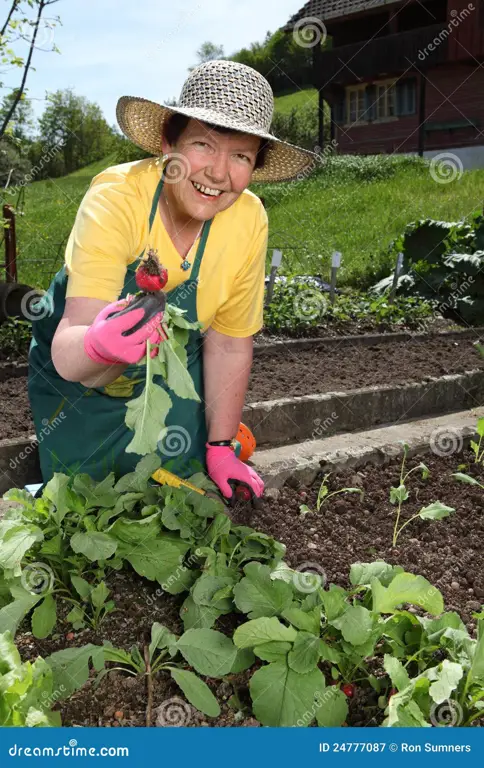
left=116, top=96, right=318, bottom=184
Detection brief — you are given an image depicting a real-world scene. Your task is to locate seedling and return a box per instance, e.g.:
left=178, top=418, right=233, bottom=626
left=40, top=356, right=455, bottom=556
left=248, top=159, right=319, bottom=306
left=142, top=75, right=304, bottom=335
left=97, top=622, right=221, bottom=724
left=390, top=444, right=454, bottom=546
left=299, top=473, right=363, bottom=516
left=469, top=416, right=484, bottom=465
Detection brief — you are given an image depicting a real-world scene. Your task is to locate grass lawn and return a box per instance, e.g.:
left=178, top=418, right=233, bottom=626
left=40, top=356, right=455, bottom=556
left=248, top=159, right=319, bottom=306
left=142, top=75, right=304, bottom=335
left=12, top=150, right=484, bottom=292
left=273, top=88, right=318, bottom=114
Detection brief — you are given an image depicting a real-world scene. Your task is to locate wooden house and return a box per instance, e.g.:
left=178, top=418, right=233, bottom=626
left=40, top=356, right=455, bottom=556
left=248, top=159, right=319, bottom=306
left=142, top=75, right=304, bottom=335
left=284, top=0, right=484, bottom=167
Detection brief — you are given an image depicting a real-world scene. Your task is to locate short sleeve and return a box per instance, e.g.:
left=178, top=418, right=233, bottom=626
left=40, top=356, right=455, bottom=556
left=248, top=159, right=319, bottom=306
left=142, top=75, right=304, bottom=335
left=210, top=204, right=268, bottom=338
left=65, top=170, right=145, bottom=302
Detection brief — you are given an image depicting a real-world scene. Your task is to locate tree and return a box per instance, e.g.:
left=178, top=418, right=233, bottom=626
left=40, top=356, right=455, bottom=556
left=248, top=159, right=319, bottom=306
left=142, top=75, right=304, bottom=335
left=0, top=0, right=61, bottom=141
left=34, top=89, right=115, bottom=177
left=189, top=41, right=224, bottom=72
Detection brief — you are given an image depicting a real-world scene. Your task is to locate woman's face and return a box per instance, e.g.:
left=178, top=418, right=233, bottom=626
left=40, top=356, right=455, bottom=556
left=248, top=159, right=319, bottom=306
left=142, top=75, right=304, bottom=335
left=161, top=118, right=261, bottom=222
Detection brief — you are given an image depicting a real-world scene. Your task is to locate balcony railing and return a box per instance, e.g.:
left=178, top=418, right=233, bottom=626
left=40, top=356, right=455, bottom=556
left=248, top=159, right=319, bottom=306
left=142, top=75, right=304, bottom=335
left=316, top=23, right=449, bottom=87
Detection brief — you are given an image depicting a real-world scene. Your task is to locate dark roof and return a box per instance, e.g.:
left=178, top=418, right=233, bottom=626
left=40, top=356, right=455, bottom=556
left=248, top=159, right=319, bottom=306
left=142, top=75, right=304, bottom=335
left=284, top=0, right=405, bottom=30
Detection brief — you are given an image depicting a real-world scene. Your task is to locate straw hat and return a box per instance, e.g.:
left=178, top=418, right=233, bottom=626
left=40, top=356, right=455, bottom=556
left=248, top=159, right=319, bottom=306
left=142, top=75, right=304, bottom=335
left=116, top=59, right=318, bottom=184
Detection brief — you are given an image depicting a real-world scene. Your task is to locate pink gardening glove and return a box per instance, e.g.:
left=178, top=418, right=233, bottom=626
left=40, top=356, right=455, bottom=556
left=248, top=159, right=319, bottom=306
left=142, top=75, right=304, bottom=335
left=84, top=298, right=165, bottom=366
left=206, top=444, right=264, bottom=500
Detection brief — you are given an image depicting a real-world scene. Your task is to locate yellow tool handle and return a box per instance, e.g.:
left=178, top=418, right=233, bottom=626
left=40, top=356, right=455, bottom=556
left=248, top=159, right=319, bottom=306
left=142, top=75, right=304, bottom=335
left=151, top=467, right=206, bottom=496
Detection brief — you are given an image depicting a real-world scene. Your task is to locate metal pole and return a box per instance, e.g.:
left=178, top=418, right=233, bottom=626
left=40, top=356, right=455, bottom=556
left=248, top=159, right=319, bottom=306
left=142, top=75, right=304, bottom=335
left=330, top=251, right=341, bottom=304
left=3, top=205, right=17, bottom=283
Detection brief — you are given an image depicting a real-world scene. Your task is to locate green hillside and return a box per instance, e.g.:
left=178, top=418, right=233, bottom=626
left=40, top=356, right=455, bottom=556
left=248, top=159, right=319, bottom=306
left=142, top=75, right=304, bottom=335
left=274, top=88, right=318, bottom=114
left=13, top=152, right=484, bottom=292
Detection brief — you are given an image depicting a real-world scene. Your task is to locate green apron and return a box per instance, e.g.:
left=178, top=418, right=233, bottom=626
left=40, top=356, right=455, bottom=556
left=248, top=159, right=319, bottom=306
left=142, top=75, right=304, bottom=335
left=28, top=171, right=213, bottom=483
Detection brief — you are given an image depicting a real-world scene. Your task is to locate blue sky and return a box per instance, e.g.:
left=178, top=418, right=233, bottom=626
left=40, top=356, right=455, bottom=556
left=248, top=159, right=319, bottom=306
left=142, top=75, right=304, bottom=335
left=12, top=0, right=302, bottom=129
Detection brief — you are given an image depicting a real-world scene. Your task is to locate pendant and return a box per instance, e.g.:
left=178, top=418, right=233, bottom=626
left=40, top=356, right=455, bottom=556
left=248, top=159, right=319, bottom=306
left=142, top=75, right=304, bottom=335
left=180, top=259, right=191, bottom=271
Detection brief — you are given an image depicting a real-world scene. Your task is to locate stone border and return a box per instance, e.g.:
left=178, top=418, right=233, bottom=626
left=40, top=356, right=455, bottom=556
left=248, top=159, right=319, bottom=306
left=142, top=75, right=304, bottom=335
left=243, top=369, right=484, bottom=446
left=0, top=433, right=41, bottom=495
left=252, top=407, right=484, bottom=490
left=253, top=326, right=484, bottom=356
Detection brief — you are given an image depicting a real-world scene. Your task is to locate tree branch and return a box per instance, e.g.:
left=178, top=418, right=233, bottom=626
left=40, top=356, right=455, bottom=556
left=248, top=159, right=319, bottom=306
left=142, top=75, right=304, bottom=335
left=0, top=0, right=46, bottom=140
left=1, top=0, right=21, bottom=39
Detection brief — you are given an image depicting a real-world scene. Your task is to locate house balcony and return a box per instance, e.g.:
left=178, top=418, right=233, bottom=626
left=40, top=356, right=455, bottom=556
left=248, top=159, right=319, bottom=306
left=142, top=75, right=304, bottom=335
left=315, top=23, right=449, bottom=88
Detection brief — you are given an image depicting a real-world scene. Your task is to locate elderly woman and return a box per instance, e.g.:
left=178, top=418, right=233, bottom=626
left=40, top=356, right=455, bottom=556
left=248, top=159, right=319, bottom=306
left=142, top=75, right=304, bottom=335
left=28, top=60, right=316, bottom=502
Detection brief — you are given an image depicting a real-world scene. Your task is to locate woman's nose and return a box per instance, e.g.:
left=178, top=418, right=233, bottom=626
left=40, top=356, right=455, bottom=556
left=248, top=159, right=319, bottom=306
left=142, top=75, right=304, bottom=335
left=206, top=153, right=229, bottom=183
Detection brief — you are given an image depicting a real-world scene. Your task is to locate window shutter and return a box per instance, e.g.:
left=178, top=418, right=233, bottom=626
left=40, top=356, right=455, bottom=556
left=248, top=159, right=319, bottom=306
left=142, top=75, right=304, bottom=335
left=396, top=79, right=416, bottom=116
left=333, top=93, right=346, bottom=124
left=365, top=84, right=376, bottom=121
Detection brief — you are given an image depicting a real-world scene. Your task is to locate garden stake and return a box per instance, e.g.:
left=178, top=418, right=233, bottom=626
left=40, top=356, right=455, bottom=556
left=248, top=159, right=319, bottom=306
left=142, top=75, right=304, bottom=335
left=330, top=251, right=341, bottom=304
left=389, top=252, right=404, bottom=304
left=265, top=249, right=282, bottom=306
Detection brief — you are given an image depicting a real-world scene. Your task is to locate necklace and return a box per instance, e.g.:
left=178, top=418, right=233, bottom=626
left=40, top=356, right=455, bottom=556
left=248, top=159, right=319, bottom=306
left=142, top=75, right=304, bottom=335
left=161, top=189, right=203, bottom=271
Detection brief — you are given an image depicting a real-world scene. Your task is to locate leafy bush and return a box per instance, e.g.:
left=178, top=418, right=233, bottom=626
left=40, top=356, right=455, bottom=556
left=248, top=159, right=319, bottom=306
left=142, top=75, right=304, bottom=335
left=263, top=280, right=435, bottom=335
left=270, top=103, right=319, bottom=152
left=371, top=213, right=484, bottom=324
left=0, top=318, right=32, bottom=360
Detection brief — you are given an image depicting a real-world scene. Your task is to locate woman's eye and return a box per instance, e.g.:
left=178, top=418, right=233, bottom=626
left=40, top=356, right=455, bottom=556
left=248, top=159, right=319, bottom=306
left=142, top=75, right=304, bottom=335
left=194, top=141, right=209, bottom=148
left=236, top=154, right=251, bottom=162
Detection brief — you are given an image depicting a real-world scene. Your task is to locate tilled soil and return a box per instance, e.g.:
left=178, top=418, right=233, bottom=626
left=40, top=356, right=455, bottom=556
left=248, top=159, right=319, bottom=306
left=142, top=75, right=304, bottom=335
left=2, top=336, right=483, bottom=440
left=14, top=449, right=484, bottom=728
left=0, top=375, right=34, bottom=439
left=248, top=335, right=484, bottom=401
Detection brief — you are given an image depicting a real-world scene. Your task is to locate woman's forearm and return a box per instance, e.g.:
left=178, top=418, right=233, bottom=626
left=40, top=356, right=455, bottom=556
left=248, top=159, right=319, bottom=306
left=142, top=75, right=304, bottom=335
left=203, top=327, right=253, bottom=441
left=51, top=325, right=127, bottom=387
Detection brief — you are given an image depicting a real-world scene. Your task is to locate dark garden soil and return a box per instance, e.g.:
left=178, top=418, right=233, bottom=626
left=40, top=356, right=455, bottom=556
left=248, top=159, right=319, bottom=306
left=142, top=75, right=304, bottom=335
left=0, top=372, right=34, bottom=439
left=248, top=335, right=484, bottom=401
left=2, top=335, right=484, bottom=441
left=14, top=448, right=484, bottom=728
left=257, top=316, right=458, bottom=341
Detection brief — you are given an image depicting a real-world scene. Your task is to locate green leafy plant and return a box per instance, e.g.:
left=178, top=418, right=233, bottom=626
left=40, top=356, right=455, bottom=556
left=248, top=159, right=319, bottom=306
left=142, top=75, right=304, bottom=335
left=371, top=214, right=484, bottom=325
left=299, top=473, right=363, bottom=516
left=98, top=622, right=228, bottom=723
left=0, top=631, right=105, bottom=727
left=389, top=444, right=454, bottom=546
left=125, top=303, right=202, bottom=455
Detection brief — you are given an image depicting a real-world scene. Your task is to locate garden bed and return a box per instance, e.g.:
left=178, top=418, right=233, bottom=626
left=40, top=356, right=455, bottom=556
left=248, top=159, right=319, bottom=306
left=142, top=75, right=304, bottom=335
left=12, top=447, right=484, bottom=728
left=1, top=336, right=483, bottom=443
left=248, top=335, right=484, bottom=401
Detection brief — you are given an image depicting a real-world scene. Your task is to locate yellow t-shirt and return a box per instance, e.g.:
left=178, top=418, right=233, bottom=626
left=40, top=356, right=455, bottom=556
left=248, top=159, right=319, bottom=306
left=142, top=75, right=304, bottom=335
left=65, top=157, right=268, bottom=337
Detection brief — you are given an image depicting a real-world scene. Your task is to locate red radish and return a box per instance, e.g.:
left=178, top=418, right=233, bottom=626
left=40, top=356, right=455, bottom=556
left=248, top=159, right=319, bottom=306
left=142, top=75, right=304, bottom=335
left=342, top=683, right=356, bottom=698
left=136, top=249, right=168, bottom=293
left=66, top=632, right=75, bottom=641
left=389, top=687, right=397, bottom=700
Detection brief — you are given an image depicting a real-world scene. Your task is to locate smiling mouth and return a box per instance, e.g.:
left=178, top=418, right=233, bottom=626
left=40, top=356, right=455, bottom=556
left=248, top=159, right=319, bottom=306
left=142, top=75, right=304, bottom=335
left=191, top=180, right=225, bottom=199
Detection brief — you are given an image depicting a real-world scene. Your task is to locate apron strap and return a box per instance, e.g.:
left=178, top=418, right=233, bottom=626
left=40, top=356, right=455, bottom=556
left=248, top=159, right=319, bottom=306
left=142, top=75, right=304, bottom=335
left=148, top=175, right=165, bottom=233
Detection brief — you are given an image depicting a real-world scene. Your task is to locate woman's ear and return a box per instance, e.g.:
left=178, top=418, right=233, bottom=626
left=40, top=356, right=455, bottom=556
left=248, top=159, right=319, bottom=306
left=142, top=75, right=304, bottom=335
left=160, top=135, right=172, bottom=157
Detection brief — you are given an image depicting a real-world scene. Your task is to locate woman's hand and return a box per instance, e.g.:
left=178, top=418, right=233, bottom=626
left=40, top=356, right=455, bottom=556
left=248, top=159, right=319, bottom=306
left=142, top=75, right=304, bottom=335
left=206, top=444, right=264, bottom=501
left=84, top=298, right=165, bottom=366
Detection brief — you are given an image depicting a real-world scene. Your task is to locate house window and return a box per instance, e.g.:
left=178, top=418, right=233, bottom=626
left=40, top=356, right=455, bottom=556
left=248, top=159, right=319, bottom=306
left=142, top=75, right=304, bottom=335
left=376, top=81, right=396, bottom=119
left=346, top=85, right=366, bottom=124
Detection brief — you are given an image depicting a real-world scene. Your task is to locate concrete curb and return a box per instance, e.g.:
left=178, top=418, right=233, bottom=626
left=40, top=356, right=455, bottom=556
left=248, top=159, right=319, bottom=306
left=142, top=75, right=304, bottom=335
left=243, top=369, right=484, bottom=446
left=252, top=407, right=484, bottom=489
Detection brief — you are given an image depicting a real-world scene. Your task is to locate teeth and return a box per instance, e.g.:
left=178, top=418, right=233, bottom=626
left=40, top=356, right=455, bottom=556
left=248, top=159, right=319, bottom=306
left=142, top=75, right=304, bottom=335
left=192, top=181, right=222, bottom=197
